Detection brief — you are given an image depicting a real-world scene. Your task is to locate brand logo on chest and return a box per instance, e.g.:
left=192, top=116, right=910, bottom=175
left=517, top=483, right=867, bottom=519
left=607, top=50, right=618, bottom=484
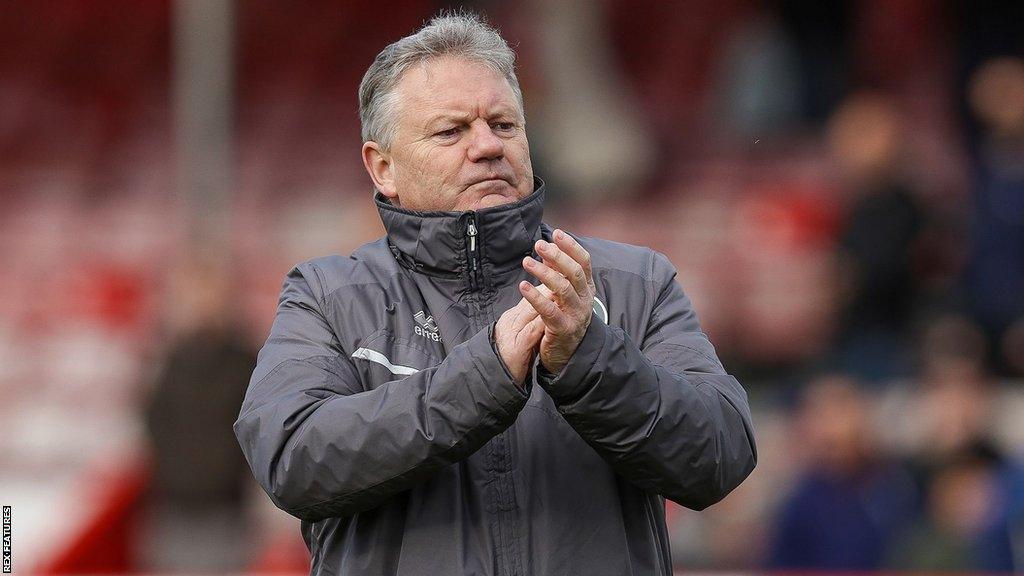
left=413, top=310, right=441, bottom=341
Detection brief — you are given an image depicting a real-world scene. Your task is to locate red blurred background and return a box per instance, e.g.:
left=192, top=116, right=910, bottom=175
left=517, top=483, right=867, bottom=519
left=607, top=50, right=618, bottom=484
left=2, top=1, right=1023, bottom=573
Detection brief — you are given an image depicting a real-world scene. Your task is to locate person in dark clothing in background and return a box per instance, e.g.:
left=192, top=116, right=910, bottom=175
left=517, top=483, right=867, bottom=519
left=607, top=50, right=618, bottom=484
left=889, top=444, right=1018, bottom=572
left=141, top=256, right=257, bottom=572
left=825, top=92, right=927, bottom=381
left=769, top=375, right=916, bottom=570
left=962, top=58, right=1024, bottom=375
left=889, top=316, right=1022, bottom=572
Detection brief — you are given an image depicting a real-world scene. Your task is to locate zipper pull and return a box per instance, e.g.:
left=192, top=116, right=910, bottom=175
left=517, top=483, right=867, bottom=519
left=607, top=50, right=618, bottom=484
left=468, top=222, right=478, bottom=252
left=466, top=215, right=480, bottom=291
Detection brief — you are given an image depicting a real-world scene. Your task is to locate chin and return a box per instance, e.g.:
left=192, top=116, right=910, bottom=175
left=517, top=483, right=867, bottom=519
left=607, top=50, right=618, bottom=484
left=469, top=193, right=517, bottom=210
left=456, top=181, right=520, bottom=211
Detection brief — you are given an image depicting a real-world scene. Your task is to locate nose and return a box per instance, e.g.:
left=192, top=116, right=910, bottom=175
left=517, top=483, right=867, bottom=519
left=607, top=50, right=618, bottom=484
left=466, top=120, right=504, bottom=162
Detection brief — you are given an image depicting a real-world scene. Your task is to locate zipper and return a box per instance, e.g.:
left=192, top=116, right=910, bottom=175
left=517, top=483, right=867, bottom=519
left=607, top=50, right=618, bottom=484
left=465, top=213, right=481, bottom=291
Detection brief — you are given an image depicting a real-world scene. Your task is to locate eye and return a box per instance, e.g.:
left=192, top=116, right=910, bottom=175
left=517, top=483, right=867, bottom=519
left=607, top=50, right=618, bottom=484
left=493, top=122, right=516, bottom=133
left=434, top=127, right=460, bottom=139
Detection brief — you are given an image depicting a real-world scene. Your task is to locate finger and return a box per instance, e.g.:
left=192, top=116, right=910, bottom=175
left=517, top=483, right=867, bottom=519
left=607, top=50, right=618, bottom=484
left=505, top=297, right=540, bottom=332
left=539, top=251, right=586, bottom=300
left=519, top=280, right=565, bottom=327
left=519, top=315, right=546, bottom=347
left=498, top=296, right=534, bottom=330
left=512, top=299, right=541, bottom=331
left=527, top=314, right=546, bottom=331
left=551, top=230, right=594, bottom=291
left=523, top=256, right=578, bottom=305
left=536, top=238, right=589, bottom=298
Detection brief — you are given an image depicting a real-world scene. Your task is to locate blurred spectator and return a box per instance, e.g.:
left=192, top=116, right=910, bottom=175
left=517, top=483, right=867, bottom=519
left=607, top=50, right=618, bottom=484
left=138, top=255, right=257, bottom=572
left=824, top=91, right=927, bottom=381
left=952, top=0, right=1024, bottom=107
left=962, top=57, right=1024, bottom=375
left=529, top=0, right=654, bottom=201
left=891, top=314, right=1023, bottom=571
left=907, top=315, right=995, bottom=460
left=768, top=375, right=916, bottom=570
left=712, top=12, right=801, bottom=145
left=888, top=445, right=1018, bottom=572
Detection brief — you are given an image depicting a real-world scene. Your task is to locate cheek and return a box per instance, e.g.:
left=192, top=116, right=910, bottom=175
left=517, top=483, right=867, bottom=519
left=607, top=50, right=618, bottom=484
left=395, top=148, right=438, bottom=186
left=432, top=149, right=468, bottom=178
left=408, top=143, right=447, bottom=169
left=407, top=154, right=433, bottom=180
left=520, top=146, right=534, bottom=171
left=511, top=139, right=534, bottom=184
left=394, top=147, right=468, bottom=208
left=510, top=137, right=532, bottom=165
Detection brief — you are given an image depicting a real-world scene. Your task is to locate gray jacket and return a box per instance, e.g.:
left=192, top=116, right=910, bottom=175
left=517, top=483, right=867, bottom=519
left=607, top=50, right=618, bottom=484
left=234, top=180, right=757, bottom=575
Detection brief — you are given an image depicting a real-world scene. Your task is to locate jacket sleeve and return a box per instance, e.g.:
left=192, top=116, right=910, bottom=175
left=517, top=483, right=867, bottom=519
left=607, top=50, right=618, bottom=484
left=535, top=251, right=757, bottom=510
left=234, top=264, right=528, bottom=522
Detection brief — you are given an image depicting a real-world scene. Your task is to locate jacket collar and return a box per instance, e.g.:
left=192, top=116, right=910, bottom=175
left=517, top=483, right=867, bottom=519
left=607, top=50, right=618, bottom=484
left=375, top=177, right=546, bottom=276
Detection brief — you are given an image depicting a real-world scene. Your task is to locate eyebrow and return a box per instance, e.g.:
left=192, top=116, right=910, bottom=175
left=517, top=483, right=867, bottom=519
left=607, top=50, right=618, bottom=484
left=424, top=113, right=472, bottom=131
left=423, top=107, right=521, bottom=132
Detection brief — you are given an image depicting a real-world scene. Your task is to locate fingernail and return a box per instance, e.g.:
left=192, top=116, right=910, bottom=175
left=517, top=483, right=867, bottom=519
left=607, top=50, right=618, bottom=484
left=555, top=229, right=564, bottom=240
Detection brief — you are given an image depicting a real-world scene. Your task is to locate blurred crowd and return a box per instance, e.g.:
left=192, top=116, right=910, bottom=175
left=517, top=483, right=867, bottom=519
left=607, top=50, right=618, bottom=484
left=1, top=0, right=1022, bottom=572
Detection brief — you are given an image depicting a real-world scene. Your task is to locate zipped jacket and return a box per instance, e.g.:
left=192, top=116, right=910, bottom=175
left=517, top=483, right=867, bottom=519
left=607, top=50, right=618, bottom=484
left=234, top=179, right=757, bottom=575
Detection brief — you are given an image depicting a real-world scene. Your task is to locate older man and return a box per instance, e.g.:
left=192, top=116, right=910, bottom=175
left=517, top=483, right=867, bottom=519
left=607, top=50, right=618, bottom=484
left=235, top=13, right=756, bottom=576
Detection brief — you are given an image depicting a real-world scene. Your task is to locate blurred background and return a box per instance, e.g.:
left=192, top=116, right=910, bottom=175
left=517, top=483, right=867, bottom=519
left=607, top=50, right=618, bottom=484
left=2, top=0, right=1023, bottom=573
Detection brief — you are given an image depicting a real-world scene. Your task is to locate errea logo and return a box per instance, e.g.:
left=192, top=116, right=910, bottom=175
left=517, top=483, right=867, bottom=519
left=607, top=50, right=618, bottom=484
left=414, top=311, right=441, bottom=341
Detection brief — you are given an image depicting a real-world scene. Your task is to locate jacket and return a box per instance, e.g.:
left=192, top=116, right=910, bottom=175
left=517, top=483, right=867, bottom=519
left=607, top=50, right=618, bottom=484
left=234, top=179, right=757, bottom=575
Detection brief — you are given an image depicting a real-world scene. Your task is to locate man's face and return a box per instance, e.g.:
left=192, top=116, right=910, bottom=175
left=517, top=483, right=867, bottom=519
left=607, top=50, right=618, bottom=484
left=363, top=56, right=534, bottom=212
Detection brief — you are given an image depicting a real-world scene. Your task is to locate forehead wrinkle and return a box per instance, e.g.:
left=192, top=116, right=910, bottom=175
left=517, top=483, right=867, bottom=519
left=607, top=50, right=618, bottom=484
left=415, top=92, right=521, bottom=129
left=424, top=111, right=473, bottom=128
left=393, top=57, right=523, bottom=137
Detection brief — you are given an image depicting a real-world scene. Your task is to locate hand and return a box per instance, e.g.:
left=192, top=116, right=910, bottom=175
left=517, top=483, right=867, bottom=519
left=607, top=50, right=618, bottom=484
left=494, top=296, right=546, bottom=385
left=519, top=229, right=596, bottom=374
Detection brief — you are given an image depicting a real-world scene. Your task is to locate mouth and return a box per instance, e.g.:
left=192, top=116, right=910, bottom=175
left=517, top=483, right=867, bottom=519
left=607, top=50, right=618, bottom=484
left=457, top=177, right=519, bottom=210
left=468, top=175, right=513, bottom=188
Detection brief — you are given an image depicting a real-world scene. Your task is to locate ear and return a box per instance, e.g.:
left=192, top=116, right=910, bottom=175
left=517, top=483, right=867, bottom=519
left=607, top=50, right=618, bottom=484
left=362, top=141, right=398, bottom=200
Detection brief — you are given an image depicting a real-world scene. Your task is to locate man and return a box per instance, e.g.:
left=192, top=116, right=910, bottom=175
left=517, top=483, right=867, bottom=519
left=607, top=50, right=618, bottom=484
left=235, top=13, right=756, bottom=576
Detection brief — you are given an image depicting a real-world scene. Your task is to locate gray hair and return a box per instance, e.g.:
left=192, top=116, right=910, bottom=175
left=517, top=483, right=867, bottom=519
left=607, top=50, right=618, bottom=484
left=358, top=12, right=524, bottom=149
